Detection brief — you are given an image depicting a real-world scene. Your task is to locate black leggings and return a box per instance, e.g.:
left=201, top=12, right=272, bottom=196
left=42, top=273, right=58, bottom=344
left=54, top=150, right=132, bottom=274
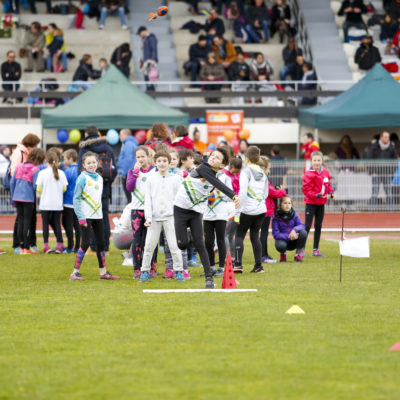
left=204, top=219, right=227, bottom=270
left=174, top=205, right=212, bottom=278
left=80, top=219, right=105, bottom=268
left=259, top=216, right=271, bottom=258
left=235, top=213, right=265, bottom=268
left=305, top=204, right=325, bottom=249
left=15, top=202, right=34, bottom=249
left=41, top=210, right=63, bottom=244
left=62, top=207, right=81, bottom=250
left=275, top=230, right=308, bottom=253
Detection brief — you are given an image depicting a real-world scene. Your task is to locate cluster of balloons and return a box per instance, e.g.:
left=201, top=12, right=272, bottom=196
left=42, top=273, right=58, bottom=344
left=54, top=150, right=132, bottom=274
left=222, top=129, right=251, bottom=153
left=57, top=129, right=81, bottom=144
left=106, top=129, right=119, bottom=145
left=134, top=130, right=147, bottom=145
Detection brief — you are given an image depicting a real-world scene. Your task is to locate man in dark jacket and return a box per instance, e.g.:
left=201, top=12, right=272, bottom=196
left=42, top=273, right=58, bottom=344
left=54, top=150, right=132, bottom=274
left=299, top=62, right=317, bottom=105
left=1, top=51, right=21, bottom=104
left=203, top=8, right=225, bottom=36
left=365, top=131, right=397, bottom=210
left=245, top=0, right=270, bottom=43
left=137, top=26, right=158, bottom=90
left=78, top=125, right=117, bottom=252
left=280, top=36, right=303, bottom=81
left=354, top=35, right=381, bottom=70
left=186, top=35, right=210, bottom=84
left=228, top=52, right=250, bottom=81
left=338, top=0, right=368, bottom=42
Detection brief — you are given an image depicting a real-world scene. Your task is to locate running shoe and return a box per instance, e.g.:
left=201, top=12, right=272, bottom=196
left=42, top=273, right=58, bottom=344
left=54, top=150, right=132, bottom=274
left=14, top=247, right=21, bottom=255
left=99, top=271, right=120, bottom=280
left=139, top=271, right=151, bottom=283
left=43, top=245, right=51, bottom=254
left=201, top=266, right=217, bottom=277
left=191, top=254, right=199, bottom=263
left=187, top=260, right=200, bottom=267
left=175, top=271, right=186, bottom=282
left=30, top=246, right=39, bottom=254
left=299, top=248, right=305, bottom=258
left=182, top=270, right=191, bottom=279
left=261, top=256, right=277, bottom=264
left=25, top=248, right=38, bottom=255
left=205, top=276, right=216, bottom=289
left=214, top=268, right=224, bottom=277
left=294, top=254, right=304, bottom=262
left=62, top=248, right=74, bottom=254
left=69, top=272, right=85, bottom=281
left=133, top=270, right=141, bottom=279
left=250, top=265, right=265, bottom=273
left=149, top=269, right=157, bottom=278
left=280, top=253, right=287, bottom=262
left=163, top=269, right=175, bottom=279
left=233, top=265, right=243, bottom=274
left=312, top=249, right=325, bottom=257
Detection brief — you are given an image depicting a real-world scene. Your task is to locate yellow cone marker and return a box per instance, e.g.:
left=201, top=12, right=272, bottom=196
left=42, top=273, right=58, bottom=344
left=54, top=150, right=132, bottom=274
left=286, top=305, right=305, bottom=314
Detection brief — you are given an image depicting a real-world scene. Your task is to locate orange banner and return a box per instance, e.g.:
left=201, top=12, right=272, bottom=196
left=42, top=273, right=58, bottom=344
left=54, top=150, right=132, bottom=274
left=206, top=110, right=244, bottom=145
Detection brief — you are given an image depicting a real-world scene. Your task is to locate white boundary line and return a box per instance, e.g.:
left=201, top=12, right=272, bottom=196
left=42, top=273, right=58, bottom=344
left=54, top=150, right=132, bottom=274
left=143, top=289, right=258, bottom=293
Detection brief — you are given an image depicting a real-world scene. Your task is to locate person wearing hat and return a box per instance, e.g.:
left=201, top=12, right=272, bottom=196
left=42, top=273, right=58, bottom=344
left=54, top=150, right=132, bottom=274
left=186, top=34, right=211, bottom=84
left=137, top=26, right=158, bottom=91
left=354, top=35, right=381, bottom=71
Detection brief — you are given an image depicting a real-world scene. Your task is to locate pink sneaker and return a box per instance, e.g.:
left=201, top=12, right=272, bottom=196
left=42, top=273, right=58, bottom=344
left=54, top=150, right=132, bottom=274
left=312, top=249, right=325, bottom=257
left=133, top=270, right=141, bottom=279
left=149, top=269, right=157, bottom=278
left=99, top=271, right=120, bottom=280
left=163, top=269, right=175, bottom=279
left=280, top=253, right=287, bottom=262
left=183, top=270, right=191, bottom=279
left=300, top=248, right=305, bottom=258
left=69, top=272, right=85, bottom=281
left=43, top=245, right=51, bottom=254
left=294, top=254, right=304, bottom=262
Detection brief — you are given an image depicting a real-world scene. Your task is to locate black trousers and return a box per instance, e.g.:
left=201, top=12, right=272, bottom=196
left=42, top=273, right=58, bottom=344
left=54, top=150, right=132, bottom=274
left=235, top=212, right=265, bottom=268
left=41, top=210, right=63, bottom=244
left=62, top=207, right=81, bottom=250
left=90, top=181, right=111, bottom=251
left=305, top=204, right=325, bottom=249
left=259, top=216, right=271, bottom=258
left=204, top=219, right=227, bottom=270
left=122, top=177, right=131, bottom=204
left=80, top=219, right=105, bottom=268
left=174, top=205, right=212, bottom=278
left=275, top=230, right=308, bottom=253
left=15, top=202, right=34, bottom=249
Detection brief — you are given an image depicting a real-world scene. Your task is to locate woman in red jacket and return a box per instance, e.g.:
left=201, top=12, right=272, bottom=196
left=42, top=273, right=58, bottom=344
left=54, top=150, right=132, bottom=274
left=258, top=156, right=287, bottom=263
left=302, top=151, right=334, bottom=257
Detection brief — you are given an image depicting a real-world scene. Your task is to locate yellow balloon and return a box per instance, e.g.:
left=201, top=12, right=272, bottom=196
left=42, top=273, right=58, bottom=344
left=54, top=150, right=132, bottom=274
left=69, top=129, right=81, bottom=143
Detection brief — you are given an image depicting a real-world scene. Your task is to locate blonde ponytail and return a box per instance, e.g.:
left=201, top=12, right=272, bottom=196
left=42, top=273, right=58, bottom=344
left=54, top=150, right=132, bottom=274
left=46, top=151, right=60, bottom=180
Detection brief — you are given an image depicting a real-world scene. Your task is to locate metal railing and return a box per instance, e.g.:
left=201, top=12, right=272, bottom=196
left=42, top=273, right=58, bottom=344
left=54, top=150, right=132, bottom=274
left=1, top=160, right=399, bottom=215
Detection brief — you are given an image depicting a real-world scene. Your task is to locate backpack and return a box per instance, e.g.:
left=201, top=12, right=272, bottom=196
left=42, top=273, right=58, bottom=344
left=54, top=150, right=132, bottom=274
left=97, top=151, right=114, bottom=181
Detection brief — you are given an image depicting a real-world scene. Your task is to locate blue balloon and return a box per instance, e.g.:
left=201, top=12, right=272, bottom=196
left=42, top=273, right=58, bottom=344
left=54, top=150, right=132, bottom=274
left=106, top=129, right=119, bottom=146
left=208, top=143, right=216, bottom=150
left=57, top=129, right=69, bottom=143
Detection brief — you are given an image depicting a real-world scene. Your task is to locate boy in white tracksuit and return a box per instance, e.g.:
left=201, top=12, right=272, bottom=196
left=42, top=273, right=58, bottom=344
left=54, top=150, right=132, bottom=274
left=234, top=146, right=269, bottom=274
left=140, top=151, right=185, bottom=283
left=203, top=171, right=233, bottom=277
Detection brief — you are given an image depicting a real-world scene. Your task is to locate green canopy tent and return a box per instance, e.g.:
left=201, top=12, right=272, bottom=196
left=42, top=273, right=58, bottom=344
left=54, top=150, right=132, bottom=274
left=298, top=64, right=400, bottom=129
left=41, top=65, right=189, bottom=131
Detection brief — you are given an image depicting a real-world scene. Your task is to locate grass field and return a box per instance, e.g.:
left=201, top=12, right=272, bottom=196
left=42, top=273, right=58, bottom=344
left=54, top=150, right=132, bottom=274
left=0, top=237, right=399, bottom=400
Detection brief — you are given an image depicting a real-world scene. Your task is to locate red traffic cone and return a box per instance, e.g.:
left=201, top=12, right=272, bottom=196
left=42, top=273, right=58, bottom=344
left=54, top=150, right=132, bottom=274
left=390, top=342, right=400, bottom=351
left=221, top=253, right=237, bottom=289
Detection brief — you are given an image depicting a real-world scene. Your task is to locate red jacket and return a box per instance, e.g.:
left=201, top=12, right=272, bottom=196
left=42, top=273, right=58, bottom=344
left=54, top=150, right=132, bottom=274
left=301, top=141, right=320, bottom=160
left=302, top=167, right=334, bottom=205
left=265, top=183, right=287, bottom=217
left=170, top=136, right=194, bottom=151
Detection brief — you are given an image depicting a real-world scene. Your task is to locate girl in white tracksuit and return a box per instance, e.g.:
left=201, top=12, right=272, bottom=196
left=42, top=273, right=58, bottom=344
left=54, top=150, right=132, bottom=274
left=203, top=171, right=233, bottom=276
left=234, top=146, right=269, bottom=274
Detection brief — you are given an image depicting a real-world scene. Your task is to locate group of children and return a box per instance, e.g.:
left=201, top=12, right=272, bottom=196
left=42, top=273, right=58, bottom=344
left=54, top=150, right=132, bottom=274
left=10, top=123, right=335, bottom=289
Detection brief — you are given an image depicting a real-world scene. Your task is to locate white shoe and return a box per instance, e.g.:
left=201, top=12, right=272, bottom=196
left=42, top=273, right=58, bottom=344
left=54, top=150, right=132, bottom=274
left=121, top=25, right=128, bottom=29
left=99, top=24, right=104, bottom=30
left=122, top=257, right=133, bottom=266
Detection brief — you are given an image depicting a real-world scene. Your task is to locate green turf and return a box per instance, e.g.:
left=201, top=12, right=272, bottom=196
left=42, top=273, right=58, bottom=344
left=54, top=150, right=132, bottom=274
left=0, top=238, right=399, bottom=400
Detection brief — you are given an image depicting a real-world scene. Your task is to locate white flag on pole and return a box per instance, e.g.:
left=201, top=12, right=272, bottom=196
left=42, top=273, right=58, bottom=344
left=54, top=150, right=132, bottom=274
left=339, top=236, right=370, bottom=258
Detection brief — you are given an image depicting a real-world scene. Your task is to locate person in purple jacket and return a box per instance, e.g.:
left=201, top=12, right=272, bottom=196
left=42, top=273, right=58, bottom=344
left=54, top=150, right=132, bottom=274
left=272, top=195, right=307, bottom=262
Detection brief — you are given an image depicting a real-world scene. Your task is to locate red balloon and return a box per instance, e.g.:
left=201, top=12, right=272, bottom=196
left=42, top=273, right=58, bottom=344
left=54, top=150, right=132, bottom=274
left=230, top=138, right=240, bottom=154
left=135, top=130, right=147, bottom=144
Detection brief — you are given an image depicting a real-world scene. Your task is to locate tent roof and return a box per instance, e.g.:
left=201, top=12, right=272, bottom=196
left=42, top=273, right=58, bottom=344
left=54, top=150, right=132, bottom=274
left=41, top=65, right=189, bottom=129
left=298, top=64, right=400, bottom=129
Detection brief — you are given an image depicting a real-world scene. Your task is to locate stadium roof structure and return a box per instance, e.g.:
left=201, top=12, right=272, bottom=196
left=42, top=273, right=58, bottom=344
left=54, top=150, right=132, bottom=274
left=298, top=64, right=400, bottom=129
left=41, top=65, right=189, bottom=129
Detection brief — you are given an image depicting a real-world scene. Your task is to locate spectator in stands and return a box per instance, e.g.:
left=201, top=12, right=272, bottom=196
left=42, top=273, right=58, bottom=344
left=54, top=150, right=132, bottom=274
left=83, top=0, right=101, bottom=20
left=269, top=145, right=287, bottom=186
left=280, top=36, right=303, bottom=81
left=23, top=22, right=45, bottom=73
left=379, top=13, right=398, bottom=43
left=211, top=35, right=238, bottom=70
left=301, top=133, right=320, bottom=162
left=249, top=52, right=273, bottom=81
left=224, top=2, right=247, bottom=43
left=111, top=42, right=132, bottom=78
left=118, top=128, right=138, bottom=203
left=46, top=27, right=64, bottom=73
left=390, top=132, right=400, bottom=153
left=193, top=128, right=207, bottom=153
left=99, top=0, right=128, bottom=30
left=385, top=0, right=400, bottom=22
left=245, top=0, right=270, bottom=43
left=364, top=131, right=397, bottom=210
left=186, top=35, right=211, bottom=85
left=45, top=24, right=67, bottom=72
left=171, top=125, right=195, bottom=151
left=1, top=51, right=21, bottom=104
left=298, top=62, right=317, bottom=105
left=137, top=27, right=158, bottom=90
left=199, top=52, right=227, bottom=103
left=0, top=146, right=10, bottom=177
left=145, top=123, right=171, bottom=150
left=204, top=8, right=226, bottom=36
left=271, top=0, right=292, bottom=43
left=338, top=0, right=368, bottom=42
left=228, top=52, right=250, bottom=81
left=291, top=54, right=305, bottom=83
left=335, top=135, right=360, bottom=159
left=72, top=54, right=102, bottom=89
left=354, top=35, right=381, bottom=71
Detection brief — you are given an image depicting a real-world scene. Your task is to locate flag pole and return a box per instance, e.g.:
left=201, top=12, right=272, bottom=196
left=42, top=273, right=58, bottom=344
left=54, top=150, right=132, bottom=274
left=339, top=207, right=346, bottom=282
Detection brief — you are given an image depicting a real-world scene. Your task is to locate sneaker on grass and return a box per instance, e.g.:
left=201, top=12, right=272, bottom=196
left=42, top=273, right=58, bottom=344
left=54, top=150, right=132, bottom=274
left=183, top=270, right=191, bottom=279
left=133, top=270, right=141, bottom=279
left=163, top=269, right=175, bottom=279
left=280, top=253, right=287, bottom=262
left=294, top=254, right=304, bottom=262
left=214, top=267, right=224, bottom=277
left=99, top=271, right=120, bottom=280
left=140, top=271, right=151, bottom=282
left=250, top=265, right=265, bottom=273
left=261, top=256, right=277, bottom=263
left=69, top=272, right=85, bottom=281
left=175, top=271, right=186, bottom=282
left=233, top=265, right=243, bottom=274
left=205, top=276, right=216, bottom=289
left=312, top=248, right=324, bottom=257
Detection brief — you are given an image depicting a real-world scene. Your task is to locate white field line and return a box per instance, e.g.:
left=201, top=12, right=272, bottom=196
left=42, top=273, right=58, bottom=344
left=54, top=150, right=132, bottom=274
left=143, top=289, right=258, bottom=293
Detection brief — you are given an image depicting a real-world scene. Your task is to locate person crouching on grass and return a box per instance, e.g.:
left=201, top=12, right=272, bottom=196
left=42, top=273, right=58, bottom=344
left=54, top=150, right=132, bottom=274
left=272, top=196, right=307, bottom=262
left=174, top=148, right=240, bottom=289
left=140, top=151, right=185, bottom=282
left=69, top=152, right=120, bottom=281
left=302, top=151, right=334, bottom=257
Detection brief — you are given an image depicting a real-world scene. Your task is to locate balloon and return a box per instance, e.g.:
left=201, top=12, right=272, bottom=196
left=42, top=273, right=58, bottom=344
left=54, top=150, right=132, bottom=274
left=106, top=129, right=119, bottom=146
left=134, top=130, right=147, bottom=145
left=239, top=129, right=251, bottom=140
left=57, top=129, right=68, bottom=143
left=146, top=129, right=152, bottom=140
left=69, top=129, right=81, bottom=143
left=223, top=129, right=235, bottom=141
left=230, top=138, right=240, bottom=154
left=208, top=143, right=216, bottom=151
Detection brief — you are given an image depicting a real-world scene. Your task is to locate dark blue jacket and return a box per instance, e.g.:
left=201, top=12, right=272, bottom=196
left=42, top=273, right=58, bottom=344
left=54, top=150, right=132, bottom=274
left=118, top=135, right=138, bottom=178
left=143, top=33, right=158, bottom=62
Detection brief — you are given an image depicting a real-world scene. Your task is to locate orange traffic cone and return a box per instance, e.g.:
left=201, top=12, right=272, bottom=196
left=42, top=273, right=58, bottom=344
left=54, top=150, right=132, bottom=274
left=221, top=253, right=237, bottom=289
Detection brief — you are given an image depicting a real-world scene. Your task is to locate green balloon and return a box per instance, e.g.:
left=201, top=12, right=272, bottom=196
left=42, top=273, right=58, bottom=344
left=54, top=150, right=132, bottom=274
left=69, top=129, right=81, bottom=143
